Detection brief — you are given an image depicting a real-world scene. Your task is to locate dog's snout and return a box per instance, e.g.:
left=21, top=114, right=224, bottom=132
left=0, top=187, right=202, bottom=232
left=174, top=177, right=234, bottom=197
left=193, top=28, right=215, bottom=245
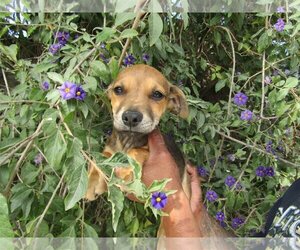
left=122, top=110, right=143, bottom=127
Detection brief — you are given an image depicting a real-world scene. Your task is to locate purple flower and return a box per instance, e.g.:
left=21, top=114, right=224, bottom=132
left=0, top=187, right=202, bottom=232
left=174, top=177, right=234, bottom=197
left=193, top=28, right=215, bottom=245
left=41, top=81, right=50, bottom=91
left=264, top=76, right=272, bottom=85
left=284, top=69, right=291, bottom=76
left=49, top=43, right=62, bottom=55
left=273, top=70, right=279, bottom=76
left=232, top=217, right=244, bottom=229
left=142, top=53, right=150, bottom=62
left=265, top=167, right=275, bottom=177
left=59, top=82, right=77, bottom=100
left=216, top=211, right=225, bottom=222
left=100, top=53, right=109, bottom=64
left=225, top=175, right=237, bottom=188
left=220, top=221, right=227, bottom=228
left=235, top=182, right=242, bottom=190
left=100, top=42, right=106, bottom=49
left=123, top=54, right=136, bottom=67
left=75, top=85, right=87, bottom=101
left=34, top=153, right=44, bottom=165
left=197, top=166, right=208, bottom=177
left=151, top=192, right=168, bottom=210
left=240, top=110, right=253, bottom=121
left=227, top=154, right=235, bottom=162
left=276, top=6, right=285, bottom=13
left=55, top=31, right=70, bottom=46
left=256, top=166, right=266, bottom=177
left=266, top=141, right=275, bottom=154
left=206, top=190, right=218, bottom=202
left=233, top=92, right=248, bottom=106
left=274, top=18, right=285, bottom=32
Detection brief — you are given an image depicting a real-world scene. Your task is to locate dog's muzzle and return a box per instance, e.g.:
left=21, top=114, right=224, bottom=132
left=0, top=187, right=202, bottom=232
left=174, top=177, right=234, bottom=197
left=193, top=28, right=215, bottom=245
left=122, top=110, right=143, bottom=128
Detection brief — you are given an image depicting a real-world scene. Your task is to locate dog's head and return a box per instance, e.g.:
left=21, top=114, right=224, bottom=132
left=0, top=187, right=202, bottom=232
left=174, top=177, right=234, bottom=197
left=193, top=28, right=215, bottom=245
left=107, top=64, right=189, bottom=134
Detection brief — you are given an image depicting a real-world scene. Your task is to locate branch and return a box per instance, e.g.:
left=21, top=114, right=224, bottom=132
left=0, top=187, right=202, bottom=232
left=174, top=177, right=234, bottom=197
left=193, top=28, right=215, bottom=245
left=56, top=106, right=109, bottom=181
left=3, top=120, right=45, bottom=196
left=1, top=69, right=11, bottom=96
left=216, top=27, right=236, bottom=117
left=32, top=171, right=66, bottom=238
left=118, top=0, right=149, bottom=67
left=216, top=130, right=300, bottom=168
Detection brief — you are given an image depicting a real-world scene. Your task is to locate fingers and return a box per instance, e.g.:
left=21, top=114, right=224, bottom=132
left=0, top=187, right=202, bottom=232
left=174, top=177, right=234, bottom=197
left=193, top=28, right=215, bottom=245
left=148, top=129, right=168, bottom=155
left=186, top=164, right=202, bottom=207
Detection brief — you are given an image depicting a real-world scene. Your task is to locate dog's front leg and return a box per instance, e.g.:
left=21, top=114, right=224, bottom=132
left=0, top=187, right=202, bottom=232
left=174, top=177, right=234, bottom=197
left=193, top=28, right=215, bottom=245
left=85, top=162, right=107, bottom=201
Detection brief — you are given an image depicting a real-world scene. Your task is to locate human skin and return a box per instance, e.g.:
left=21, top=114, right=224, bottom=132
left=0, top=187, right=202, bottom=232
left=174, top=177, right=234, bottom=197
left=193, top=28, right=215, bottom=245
left=143, top=129, right=202, bottom=237
left=144, top=129, right=231, bottom=240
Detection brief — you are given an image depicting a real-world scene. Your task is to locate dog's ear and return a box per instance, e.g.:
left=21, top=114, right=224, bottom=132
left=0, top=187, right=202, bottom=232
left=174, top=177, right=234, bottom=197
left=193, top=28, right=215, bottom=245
left=167, top=83, right=189, bottom=119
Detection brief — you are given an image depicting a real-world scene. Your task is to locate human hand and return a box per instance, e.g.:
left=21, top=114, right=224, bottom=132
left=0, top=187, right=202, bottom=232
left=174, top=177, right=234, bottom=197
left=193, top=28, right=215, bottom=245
left=142, top=129, right=183, bottom=191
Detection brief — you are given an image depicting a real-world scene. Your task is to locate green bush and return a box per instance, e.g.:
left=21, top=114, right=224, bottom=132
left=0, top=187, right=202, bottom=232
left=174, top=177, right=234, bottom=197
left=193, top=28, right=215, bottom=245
left=0, top=4, right=299, bottom=238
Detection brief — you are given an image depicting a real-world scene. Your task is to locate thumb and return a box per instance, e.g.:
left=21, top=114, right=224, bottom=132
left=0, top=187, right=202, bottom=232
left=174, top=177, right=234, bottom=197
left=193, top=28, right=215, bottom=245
left=148, top=129, right=167, bottom=155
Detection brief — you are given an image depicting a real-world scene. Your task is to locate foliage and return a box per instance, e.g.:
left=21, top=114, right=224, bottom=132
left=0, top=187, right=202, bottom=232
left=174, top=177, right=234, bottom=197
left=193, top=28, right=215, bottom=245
left=0, top=2, right=300, bottom=238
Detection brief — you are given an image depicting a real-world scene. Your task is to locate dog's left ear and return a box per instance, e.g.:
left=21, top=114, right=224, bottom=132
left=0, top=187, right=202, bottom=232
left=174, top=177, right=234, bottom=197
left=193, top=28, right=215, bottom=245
left=167, top=83, right=189, bottom=119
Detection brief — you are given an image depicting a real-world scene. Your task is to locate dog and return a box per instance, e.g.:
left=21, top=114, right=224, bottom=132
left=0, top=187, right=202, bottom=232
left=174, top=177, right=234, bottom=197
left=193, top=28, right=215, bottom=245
left=85, top=64, right=190, bottom=202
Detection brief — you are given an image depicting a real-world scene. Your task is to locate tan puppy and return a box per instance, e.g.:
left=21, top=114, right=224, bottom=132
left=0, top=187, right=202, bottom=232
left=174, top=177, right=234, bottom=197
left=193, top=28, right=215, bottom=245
left=85, top=64, right=189, bottom=201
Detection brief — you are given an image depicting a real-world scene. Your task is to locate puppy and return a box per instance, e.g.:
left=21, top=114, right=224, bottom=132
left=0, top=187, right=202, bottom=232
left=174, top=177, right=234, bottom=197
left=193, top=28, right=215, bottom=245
left=85, top=64, right=190, bottom=201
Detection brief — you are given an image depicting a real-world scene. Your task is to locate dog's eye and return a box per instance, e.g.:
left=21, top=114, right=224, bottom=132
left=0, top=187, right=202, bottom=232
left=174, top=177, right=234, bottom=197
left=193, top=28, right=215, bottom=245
left=113, top=86, right=124, bottom=95
left=151, top=91, right=164, bottom=101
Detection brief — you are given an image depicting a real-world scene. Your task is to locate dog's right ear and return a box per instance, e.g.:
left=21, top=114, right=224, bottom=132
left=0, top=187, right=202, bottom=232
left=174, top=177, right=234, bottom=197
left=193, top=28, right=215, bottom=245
left=167, top=83, right=189, bottom=119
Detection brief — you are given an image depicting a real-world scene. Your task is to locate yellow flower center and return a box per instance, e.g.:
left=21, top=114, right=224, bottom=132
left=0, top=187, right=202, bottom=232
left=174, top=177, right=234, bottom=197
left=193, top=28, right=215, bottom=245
left=156, top=197, right=161, bottom=202
left=65, top=88, right=70, bottom=93
left=77, top=91, right=81, bottom=96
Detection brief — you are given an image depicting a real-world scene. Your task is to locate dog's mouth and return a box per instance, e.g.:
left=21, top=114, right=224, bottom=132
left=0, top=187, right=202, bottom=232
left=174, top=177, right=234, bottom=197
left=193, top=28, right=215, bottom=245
left=113, top=119, right=156, bottom=134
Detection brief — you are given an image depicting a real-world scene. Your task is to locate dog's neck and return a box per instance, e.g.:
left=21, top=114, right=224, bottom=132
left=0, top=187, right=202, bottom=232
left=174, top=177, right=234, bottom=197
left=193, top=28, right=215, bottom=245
left=106, top=129, right=148, bottom=153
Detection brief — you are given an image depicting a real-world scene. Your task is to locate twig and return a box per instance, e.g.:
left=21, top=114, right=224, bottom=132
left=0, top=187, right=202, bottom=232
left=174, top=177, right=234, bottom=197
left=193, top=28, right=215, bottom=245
left=3, top=120, right=44, bottom=196
left=70, top=44, right=100, bottom=76
left=0, top=131, right=42, bottom=167
left=216, top=131, right=300, bottom=167
left=56, top=106, right=109, bottom=181
left=208, top=136, right=224, bottom=183
left=2, top=69, right=11, bottom=96
left=118, top=0, right=149, bottom=67
left=0, top=100, right=50, bottom=105
left=217, top=27, right=236, bottom=117
left=32, top=171, right=66, bottom=238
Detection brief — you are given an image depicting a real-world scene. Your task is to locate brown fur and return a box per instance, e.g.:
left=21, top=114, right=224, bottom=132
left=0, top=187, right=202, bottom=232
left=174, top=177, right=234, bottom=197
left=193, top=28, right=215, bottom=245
left=85, top=64, right=189, bottom=240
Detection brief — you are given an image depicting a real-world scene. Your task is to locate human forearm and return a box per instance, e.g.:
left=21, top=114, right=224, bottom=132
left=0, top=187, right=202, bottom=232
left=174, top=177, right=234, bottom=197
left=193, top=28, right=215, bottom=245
left=162, top=189, right=201, bottom=237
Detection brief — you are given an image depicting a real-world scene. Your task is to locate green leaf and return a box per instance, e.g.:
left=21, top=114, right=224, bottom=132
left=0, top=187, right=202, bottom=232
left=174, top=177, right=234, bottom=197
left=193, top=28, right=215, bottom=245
left=115, top=13, right=136, bottom=27
left=96, top=28, right=116, bottom=43
left=109, top=58, right=120, bottom=80
left=148, top=179, right=171, bottom=193
left=34, top=63, right=56, bottom=73
left=0, top=194, right=14, bottom=237
left=90, top=60, right=110, bottom=83
left=64, top=57, right=77, bottom=79
left=115, top=0, right=136, bottom=12
left=107, top=185, right=124, bottom=232
left=213, top=31, right=221, bottom=46
left=44, top=130, right=67, bottom=170
left=119, top=29, right=138, bottom=39
left=82, top=32, right=93, bottom=43
left=149, top=13, right=163, bottom=46
left=47, top=72, right=64, bottom=84
left=215, top=79, right=226, bottom=92
left=0, top=43, right=18, bottom=62
left=257, top=32, right=271, bottom=53
left=285, top=77, right=298, bottom=89
left=83, top=76, right=98, bottom=92
left=64, top=138, right=87, bottom=210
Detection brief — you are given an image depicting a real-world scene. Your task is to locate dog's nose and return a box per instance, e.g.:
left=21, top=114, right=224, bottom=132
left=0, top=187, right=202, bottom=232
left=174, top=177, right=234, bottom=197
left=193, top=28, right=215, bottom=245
left=122, top=110, right=143, bottom=127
